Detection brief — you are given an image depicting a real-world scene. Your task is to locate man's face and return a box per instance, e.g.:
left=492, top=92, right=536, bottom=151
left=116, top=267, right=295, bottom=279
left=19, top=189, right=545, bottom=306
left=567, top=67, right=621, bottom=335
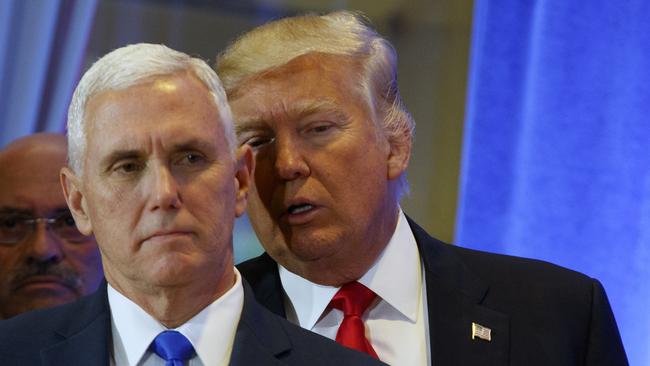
left=0, top=140, right=102, bottom=319
left=229, top=53, right=407, bottom=285
left=65, top=73, right=250, bottom=296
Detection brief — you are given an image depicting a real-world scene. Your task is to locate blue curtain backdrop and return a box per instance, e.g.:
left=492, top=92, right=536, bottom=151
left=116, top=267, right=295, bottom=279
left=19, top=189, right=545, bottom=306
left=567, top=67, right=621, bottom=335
left=457, top=1, right=650, bottom=364
left=0, top=0, right=97, bottom=146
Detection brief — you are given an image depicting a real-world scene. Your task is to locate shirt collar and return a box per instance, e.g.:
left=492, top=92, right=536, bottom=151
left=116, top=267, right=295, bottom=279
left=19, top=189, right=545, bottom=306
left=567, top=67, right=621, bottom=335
left=279, top=209, right=422, bottom=328
left=108, top=268, right=244, bottom=366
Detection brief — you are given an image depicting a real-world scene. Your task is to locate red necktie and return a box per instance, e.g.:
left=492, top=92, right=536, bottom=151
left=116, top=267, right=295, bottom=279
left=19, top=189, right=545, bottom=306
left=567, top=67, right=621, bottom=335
left=329, top=282, right=379, bottom=359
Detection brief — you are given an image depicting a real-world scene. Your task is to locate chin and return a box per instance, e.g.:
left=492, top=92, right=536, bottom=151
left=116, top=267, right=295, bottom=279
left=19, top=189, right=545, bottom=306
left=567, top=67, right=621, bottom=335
left=283, top=232, right=344, bottom=262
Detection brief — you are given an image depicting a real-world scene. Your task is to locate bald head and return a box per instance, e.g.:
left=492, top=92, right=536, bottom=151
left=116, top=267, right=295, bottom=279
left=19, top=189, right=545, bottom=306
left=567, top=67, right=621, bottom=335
left=0, top=133, right=67, bottom=188
left=0, top=133, right=102, bottom=319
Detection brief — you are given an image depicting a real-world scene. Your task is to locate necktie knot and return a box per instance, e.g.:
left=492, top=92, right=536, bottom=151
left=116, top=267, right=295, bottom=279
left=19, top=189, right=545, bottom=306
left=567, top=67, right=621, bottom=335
left=150, top=330, right=196, bottom=366
left=328, top=281, right=379, bottom=359
left=330, top=281, right=377, bottom=316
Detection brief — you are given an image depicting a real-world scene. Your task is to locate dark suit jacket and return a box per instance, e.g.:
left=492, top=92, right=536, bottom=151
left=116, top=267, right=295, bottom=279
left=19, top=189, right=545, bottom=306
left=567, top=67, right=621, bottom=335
left=237, top=218, right=628, bottom=366
left=0, top=280, right=384, bottom=365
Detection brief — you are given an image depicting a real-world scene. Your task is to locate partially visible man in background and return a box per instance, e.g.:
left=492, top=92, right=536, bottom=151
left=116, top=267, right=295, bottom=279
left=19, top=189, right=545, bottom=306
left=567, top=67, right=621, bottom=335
left=0, top=133, right=102, bottom=319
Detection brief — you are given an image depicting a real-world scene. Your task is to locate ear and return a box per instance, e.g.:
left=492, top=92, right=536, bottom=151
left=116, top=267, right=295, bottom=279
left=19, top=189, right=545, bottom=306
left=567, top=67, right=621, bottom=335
left=386, top=129, right=412, bottom=180
left=233, top=145, right=254, bottom=218
left=60, top=167, right=93, bottom=235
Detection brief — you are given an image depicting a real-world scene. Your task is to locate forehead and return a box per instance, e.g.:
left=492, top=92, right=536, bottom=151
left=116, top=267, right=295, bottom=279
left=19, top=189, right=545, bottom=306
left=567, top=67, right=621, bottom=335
left=230, top=53, right=372, bottom=126
left=84, top=73, right=227, bottom=160
left=0, top=146, right=67, bottom=213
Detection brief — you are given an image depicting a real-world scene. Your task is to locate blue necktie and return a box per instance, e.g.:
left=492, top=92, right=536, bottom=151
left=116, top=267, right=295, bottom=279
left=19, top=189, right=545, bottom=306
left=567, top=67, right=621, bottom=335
left=150, top=330, right=196, bottom=366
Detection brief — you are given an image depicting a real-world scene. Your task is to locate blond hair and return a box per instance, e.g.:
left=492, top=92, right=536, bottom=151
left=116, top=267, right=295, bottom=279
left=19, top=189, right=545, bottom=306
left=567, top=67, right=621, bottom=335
left=216, top=10, right=414, bottom=196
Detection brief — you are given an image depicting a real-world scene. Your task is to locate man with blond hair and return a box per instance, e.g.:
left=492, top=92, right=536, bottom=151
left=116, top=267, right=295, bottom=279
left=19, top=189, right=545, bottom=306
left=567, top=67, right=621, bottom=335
left=0, top=43, right=384, bottom=366
left=217, top=11, right=627, bottom=365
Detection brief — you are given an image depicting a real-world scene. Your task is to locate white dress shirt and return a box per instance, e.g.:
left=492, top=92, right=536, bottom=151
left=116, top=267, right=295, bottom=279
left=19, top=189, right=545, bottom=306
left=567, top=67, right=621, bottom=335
left=108, top=268, right=244, bottom=366
left=280, top=209, right=431, bottom=365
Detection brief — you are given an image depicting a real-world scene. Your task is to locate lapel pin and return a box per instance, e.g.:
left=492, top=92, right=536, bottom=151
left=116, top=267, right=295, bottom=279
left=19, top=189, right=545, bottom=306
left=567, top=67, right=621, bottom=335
left=471, top=322, right=492, bottom=342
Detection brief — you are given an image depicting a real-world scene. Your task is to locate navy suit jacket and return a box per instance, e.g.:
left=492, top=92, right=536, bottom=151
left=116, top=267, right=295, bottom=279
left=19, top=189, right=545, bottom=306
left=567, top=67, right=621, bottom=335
left=237, top=217, right=628, bottom=365
left=0, top=280, right=384, bottom=365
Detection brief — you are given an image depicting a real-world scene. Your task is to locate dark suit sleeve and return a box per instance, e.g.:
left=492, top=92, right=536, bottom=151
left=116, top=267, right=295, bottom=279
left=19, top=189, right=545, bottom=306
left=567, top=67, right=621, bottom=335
left=585, top=279, right=628, bottom=365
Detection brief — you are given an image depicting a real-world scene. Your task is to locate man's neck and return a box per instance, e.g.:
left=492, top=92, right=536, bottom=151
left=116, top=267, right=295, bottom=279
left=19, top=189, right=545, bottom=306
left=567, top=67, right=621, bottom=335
left=292, top=205, right=401, bottom=286
left=107, top=270, right=235, bottom=328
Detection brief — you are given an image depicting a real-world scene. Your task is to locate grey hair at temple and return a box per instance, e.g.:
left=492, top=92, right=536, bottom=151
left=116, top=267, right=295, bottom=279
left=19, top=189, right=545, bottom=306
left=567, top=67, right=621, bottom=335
left=67, top=43, right=235, bottom=174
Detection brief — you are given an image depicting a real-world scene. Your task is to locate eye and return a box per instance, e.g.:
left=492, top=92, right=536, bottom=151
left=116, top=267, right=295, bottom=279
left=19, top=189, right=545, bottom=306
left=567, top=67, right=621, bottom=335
left=309, top=124, right=332, bottom=133
left=303, top=121, right=339, bottom=137
left=0, top=216, right=20, bottom=229
left=50, top=212, right=76, bottom=230
left=243, top=136, right=275, bottom=149
left=175, top=152, right=208, bottom=167
left=113, top=161, right=143, bottom=174
left=60, top=212, right=76, bottom=227
left=185, top=153, right=205, bottom=164
left=0, top=215, right=29, bottom=234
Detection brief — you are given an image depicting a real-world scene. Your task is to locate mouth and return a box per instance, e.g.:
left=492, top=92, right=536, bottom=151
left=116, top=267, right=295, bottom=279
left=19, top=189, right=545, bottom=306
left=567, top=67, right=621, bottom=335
left=14, top=275, right=73, bottom=292
left=142, top=230, right=193, bottom=244
left=287, top=203, right=315, bottom=215
left=283, top=200, right=320, bottom=225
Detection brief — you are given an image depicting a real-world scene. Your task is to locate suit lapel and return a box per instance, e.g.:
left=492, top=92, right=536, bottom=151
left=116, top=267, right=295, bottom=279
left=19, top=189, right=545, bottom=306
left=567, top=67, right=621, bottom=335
left=408, top=218, right=510, bottom=366
left=40, top=282, right=112, bottom=366
left=239, top=253, right=287, bottom=317
left=229, top=282, right=291, bottom=365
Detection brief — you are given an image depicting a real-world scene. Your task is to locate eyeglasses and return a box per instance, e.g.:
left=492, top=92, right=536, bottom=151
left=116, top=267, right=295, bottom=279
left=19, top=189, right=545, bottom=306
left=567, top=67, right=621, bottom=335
left=0, top=211, right=90, bottom=245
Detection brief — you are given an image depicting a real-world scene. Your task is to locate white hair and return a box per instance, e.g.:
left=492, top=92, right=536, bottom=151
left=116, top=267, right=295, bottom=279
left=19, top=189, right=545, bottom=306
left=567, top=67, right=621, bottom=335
left=67, top=43, right=235, bottom=174
left=216, top=10, right=414, bottom=197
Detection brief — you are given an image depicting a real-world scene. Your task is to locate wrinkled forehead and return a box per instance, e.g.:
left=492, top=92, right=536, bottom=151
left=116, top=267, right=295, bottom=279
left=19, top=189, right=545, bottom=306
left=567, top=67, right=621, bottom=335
left=230, top=52, right=367, bottom=100
left=229, top=53, right=375, bottom=129
left=82, top=74, right=230, bottom=166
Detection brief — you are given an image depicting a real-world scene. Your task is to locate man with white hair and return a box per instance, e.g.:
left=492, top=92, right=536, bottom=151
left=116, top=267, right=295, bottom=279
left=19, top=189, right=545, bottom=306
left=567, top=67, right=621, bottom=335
left=217, top=11, right=628, bottom=365
left=0, top=43, right=384, bottom=366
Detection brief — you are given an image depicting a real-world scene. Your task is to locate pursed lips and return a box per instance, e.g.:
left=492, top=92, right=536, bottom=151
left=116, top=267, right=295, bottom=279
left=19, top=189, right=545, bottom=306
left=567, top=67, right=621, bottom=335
left=142, top=229, right=193, bottom=244
left=13, top=275, right=74, bottom=291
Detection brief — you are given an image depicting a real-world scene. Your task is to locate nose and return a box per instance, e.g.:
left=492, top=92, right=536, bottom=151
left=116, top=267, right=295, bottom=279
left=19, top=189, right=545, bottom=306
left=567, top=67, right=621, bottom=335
left=149, top=163, right=181, bottom=211
left=274, top=135, right=310, bottom=180
left=24, top=223, right=63, bottom=265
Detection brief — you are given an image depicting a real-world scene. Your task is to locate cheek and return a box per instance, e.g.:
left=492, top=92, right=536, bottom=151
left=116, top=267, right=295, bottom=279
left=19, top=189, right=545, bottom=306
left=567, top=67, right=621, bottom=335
left=252, top=157, right=277, bottom=206
left=0, top=251, right=21, bottom=274
left=65, top=244, right=101, bottom=268
left=189, top=176, right=237, bottom=229
left=0, top=253, right=12, bottom=284
left=87, top=184, right=142, bottom=235
left=322, top=149, right=387, bottom=211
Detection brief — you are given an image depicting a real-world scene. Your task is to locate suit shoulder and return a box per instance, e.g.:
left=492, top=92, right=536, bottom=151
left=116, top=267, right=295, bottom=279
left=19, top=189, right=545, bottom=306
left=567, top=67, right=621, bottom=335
left=0, top=300, right=80, bottom=361
left=0, top=298, right=82, bottom=335
left=449, top=243, right=595, bottom=287
left=237, top=252, right=276, bottom=283
left=0, top=289, right=107, bottom=361
left=278, top=319, right=386, bottom=365
left=408, top=216, right=595, bottom=290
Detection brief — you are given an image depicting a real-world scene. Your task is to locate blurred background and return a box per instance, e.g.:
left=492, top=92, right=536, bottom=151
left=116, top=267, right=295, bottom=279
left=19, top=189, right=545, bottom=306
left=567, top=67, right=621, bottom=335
left=1, top=0, right=648, bottom=363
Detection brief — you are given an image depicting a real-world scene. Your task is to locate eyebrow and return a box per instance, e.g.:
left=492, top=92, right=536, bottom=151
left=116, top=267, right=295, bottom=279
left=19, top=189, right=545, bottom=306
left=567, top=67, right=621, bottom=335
left=101, top=138, right=220, bottom=169
left=235, top=99, right=347, bottom=135
left=0, top=207, right=31, bottom=216
left=100, top=149, right=143, bottom=172
left=170, top=139, right=217, bottom=154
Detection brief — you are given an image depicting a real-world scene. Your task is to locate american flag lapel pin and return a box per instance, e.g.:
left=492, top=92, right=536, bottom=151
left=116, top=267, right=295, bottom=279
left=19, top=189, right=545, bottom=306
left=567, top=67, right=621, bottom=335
left=471, top=322, right=492, bottom=342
